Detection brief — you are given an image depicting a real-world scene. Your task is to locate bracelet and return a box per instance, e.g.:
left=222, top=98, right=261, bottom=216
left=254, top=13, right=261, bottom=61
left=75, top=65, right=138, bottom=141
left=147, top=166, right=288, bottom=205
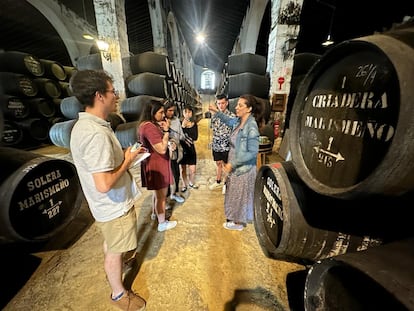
left=163, top=129, right=169, bottom=133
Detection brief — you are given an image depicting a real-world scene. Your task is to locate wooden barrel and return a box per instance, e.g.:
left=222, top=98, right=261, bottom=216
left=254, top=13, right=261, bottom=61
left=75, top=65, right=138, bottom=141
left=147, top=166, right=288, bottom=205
left=120, top=95, right=163, bottom=122
left=0, top=147, right=83, bottom=243
left=0, top=95, right=31, bottom=119
left=253, top=162, right=413, bottom=263
left=60, top=96, right=83, bottom=119
left=15, top=118, right=50, bottom=142
left=0, top=72, right=38, bottom=97
left=39, top=59, right=67, bottom=81
left=227, top=53, right=267, bottom=75
left=166, top=61, right=177, bottom=83
left=114, top=121, right=139, bottom=148
left=58, top=81, right=73, bottom=97
left=49, top=119, right=76, bottom=149
left=26, top=98, right=56, bottom=118
left=33, top=78, right=62, bottom=98
left=128, top=52, right=169, bottom=75
left=126, top=72, right=168, bottom=98
left=1, top=120, right=24, bottom=146
left=227, top=72, right=270, bottom=98
left=290, top=29, right=414, bottom=199
left=0, top=51, right=44, bottom=77
left=304, top=238, right=414, bottom=311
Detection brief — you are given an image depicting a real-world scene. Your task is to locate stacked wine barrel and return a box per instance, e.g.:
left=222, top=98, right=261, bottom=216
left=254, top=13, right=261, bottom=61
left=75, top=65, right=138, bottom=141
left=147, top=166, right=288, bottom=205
left=254, top=26, right=414, bottom=310
left=49, top=51, right=202, bottom=149
left=0, top=148, right=84, bottom=246
left=0, top=50, right=77, bottom=150
left=115, top=51, right=202, bottom=147
left=216, top=52, right=271, bottom=125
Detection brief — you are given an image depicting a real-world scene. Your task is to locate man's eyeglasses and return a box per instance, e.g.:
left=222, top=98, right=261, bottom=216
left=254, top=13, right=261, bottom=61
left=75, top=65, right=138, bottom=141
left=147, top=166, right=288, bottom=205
left=106, top=89, right=119, bottom=96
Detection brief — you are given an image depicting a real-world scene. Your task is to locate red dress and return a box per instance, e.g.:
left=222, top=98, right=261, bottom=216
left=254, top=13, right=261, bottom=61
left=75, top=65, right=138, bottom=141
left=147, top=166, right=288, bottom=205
left=138, top=122, right=172, bottom=190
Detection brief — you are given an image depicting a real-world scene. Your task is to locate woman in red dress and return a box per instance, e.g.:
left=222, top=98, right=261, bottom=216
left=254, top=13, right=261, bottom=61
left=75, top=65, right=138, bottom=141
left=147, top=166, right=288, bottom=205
left=138, top=99, right=177, bottom=232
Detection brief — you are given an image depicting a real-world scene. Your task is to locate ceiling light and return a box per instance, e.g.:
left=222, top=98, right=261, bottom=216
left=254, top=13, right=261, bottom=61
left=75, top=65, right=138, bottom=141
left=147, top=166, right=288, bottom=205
left=196, top=33, right=206, bottom=44
left=82, top=34, right=94, bottom=40
left=96, top=39, right=109, bottom=52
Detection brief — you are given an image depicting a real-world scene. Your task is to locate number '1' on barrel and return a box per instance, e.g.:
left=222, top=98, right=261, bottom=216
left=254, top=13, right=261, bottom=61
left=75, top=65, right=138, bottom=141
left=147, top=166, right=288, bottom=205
left=290, top=27, right=414, bottom=199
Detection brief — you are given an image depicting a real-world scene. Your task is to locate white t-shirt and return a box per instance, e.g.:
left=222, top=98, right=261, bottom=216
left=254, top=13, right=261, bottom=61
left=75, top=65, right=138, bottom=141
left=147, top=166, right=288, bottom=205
left=70, top=112, right=139, bottom=222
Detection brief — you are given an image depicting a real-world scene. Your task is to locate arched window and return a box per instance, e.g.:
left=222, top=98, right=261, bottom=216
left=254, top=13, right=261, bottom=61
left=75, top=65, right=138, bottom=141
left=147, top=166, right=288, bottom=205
left=201, top=70, right=215, bottom=90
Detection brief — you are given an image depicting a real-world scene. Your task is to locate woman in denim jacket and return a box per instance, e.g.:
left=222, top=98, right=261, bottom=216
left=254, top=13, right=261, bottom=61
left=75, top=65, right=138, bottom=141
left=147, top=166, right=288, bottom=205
left=209, top=94, right=260, bottom=231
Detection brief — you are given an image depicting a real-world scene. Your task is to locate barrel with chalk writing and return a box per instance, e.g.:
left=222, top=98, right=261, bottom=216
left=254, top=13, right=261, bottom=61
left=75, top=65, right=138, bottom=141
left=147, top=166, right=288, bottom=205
left=290, top=27, right=414, bottom=199
left=253, top=162, right=413, bottom=263
left=0, top=147, right=83, bottom=243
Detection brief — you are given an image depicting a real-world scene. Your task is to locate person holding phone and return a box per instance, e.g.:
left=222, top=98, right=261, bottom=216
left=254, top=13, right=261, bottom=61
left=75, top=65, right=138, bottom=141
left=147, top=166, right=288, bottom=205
left=137, top=99, right=178, bottom=232
left=69, top=69, right=147, bottom=310
left=180, top=105, right=199, bottom=191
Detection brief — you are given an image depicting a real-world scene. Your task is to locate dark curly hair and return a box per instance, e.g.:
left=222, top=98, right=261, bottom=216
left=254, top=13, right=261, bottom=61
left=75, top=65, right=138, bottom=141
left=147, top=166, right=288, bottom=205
left=69, top=69, right=113, bottom=108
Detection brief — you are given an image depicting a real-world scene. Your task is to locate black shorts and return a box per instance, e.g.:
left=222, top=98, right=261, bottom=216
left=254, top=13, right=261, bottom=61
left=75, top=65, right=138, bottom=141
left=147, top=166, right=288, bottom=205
left=212, top=151, right=229, bottom=163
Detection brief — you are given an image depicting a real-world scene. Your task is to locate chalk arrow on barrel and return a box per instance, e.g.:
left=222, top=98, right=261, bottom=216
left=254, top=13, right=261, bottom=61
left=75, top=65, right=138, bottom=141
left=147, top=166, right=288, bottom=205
left=313, top=146, right=345, bottom=162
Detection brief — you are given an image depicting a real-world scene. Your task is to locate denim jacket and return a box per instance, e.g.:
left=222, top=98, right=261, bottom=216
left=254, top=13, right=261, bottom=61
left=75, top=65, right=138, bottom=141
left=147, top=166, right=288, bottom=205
left=214, top=112, right=259, bottom=176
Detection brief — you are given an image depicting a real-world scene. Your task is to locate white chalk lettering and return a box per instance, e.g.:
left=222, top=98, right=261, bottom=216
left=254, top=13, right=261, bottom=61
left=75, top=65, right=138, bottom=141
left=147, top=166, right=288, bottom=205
left=305, top=115, right=394, bottom=142
left=18, top=179, right=70, bottom=211
left=262, top=185, right=283, bottom=221
left=27, top=170, right=62, bottom=191
left=312, top=92, right=387, bottom=109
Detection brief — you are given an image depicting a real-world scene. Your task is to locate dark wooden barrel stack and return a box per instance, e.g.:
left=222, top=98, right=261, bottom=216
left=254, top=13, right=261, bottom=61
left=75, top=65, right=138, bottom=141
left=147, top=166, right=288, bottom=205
left=0, top=147, right=84, bottom=244
left=0, top=51, right=77, bottom=150
left=254, top=25, right=414, bottom=309
left=113, top=51, right=202, bottom=148
left=49, top=51, right=202, bottom=149
left=217, top=53, right=271, bottom=123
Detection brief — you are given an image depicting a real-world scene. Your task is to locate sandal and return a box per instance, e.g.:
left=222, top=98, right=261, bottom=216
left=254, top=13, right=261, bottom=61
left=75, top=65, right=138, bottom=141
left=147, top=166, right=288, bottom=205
left=181, top=186, right=187, bottom=192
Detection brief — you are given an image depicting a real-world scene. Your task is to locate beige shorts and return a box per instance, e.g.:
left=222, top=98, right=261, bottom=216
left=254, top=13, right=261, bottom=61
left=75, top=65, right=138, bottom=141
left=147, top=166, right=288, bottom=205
left=96, top=207, right=138, bottom=253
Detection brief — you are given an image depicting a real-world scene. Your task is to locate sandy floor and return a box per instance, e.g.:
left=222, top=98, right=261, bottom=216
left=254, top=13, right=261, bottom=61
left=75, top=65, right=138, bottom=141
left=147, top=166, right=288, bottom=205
left=1, top=116, right=305, bottom=311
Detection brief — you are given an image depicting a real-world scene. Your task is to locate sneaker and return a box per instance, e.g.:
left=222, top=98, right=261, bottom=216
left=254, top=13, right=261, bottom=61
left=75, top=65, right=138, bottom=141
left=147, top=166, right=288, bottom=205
left=158, top=220, right=177, bottom=232
left=223, top=221, right=243, bottom=231
left=110, top=290, right=146, bottom=311
left=181, top=186, right=187, bottom=192
left=189, top=183, right=199, bottom=189
left=170, top=194, right=184, bottom=203
left=222, top=184, right=226, bottom=195
left=209, top=182, right=222, bottom=190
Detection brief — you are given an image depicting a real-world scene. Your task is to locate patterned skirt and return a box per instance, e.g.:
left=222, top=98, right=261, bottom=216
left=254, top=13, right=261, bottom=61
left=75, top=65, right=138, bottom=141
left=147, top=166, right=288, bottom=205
left=224, top=167, right=256, bottom=224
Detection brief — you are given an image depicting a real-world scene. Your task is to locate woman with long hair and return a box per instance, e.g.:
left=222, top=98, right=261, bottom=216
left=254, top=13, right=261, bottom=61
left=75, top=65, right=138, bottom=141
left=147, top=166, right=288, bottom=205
left=208, top=94, right=260, bottom=231
left=137, top=99, right=177, bottom=232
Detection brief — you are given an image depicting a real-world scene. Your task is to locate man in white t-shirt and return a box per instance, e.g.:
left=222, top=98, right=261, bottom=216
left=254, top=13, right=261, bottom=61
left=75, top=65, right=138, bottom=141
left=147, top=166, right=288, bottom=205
left=70, top=69, right=146, bottom=311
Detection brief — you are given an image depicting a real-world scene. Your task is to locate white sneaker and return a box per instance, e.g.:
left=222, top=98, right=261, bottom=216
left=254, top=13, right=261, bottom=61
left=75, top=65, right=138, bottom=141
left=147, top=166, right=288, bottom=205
left=158, top=220, right=177, bottom=232
left=209, top=182, right=222, bottom=190
left=223, top=221, right=243, bottom=231
left=170, top=194, right=184, bottom=203
left=222, top=184, right=226, bottom=195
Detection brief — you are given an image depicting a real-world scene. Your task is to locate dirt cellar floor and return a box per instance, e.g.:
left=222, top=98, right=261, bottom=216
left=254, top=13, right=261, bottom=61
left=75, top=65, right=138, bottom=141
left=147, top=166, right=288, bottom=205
left=1, top=116, right=306, bottom=311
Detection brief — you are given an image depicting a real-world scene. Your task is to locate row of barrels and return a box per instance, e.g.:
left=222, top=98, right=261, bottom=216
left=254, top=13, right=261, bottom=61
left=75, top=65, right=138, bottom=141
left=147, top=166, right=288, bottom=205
left=76, top=51, right=201, bottom=118
left=0, top=51, right=77, bottom=149
left=254, top=24, right=414, bottom=310
left=215, top=53, right=271, bottom=125
left=50, top=51, right=203, bottom=150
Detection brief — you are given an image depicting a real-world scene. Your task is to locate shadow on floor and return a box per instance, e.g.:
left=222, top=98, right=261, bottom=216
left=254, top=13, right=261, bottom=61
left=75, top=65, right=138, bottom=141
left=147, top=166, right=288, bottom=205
left=224, top=286, right=286, bottom=311
left=0, top=202, right=94, bottom=309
